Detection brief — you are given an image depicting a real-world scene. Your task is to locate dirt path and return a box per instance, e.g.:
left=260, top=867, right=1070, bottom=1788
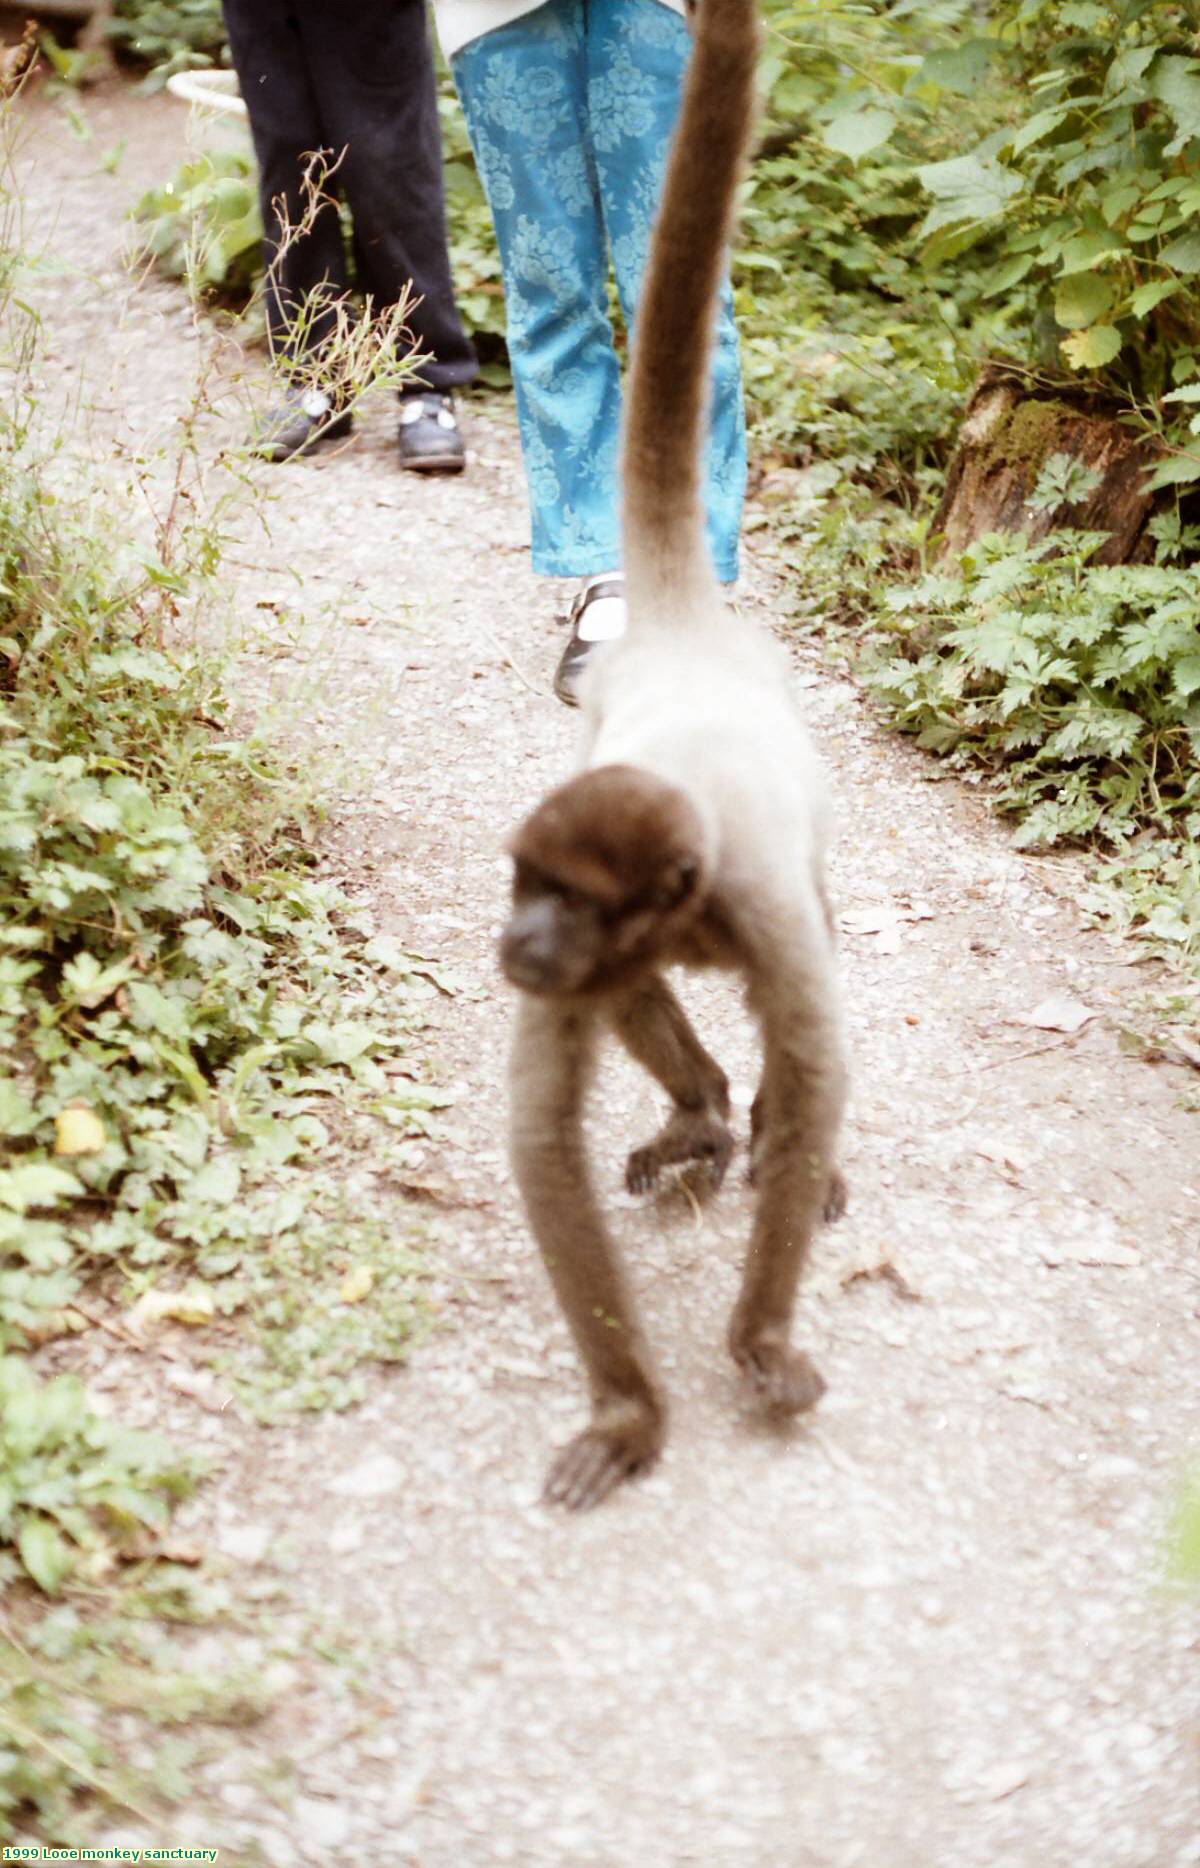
left=16, top=86, right=1199, bottom=1868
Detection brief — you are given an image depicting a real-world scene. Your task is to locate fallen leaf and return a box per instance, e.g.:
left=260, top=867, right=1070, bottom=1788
left=840, top=901, right=935, bottom=952
left=54, top=1104, right=107, bottom=1157
left=1013, top=993, right=1098, bottom=1034
left=841, top=1260, right=921, bottom=1302
left=131, top=1282, right=217, bottom=1329
left=340, top=1264, right=374, bottom=1304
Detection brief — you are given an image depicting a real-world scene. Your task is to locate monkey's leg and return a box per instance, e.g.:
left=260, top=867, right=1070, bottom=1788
left=729, top=938, right=848, bottom=1416
left=510, top=996, right=666, bottom=1508
left=749, top=1088, right=848, bottom=1221
left=610, top=976, right=734, bottom=1195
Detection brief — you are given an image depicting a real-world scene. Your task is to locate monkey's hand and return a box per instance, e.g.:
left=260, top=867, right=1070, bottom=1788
left=625, top=1110, right=734, bottom=1196
left=728, top=1321, right=826, bottom=1420
left=544, top=1396, right=665, bottom=1510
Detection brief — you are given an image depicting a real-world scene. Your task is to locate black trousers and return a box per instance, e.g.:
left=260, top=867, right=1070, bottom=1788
left=222, top=0, right=477, bottom=392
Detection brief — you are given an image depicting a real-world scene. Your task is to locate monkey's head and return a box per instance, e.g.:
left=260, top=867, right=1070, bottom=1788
left=500, top=764, right=712, bottom=996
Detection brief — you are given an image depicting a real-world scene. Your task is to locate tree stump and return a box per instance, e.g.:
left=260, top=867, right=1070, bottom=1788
left=933, top=365, right=1161, bottom=565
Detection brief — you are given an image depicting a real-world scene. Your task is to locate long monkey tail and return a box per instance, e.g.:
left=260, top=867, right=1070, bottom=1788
left=620, top=0, right=762, bottom=617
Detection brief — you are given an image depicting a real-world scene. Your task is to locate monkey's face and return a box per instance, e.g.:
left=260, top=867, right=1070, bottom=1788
left=500, top=765, right=709, bottom=998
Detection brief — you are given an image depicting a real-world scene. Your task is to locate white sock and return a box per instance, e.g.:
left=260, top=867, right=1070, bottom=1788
left=576, top=573, right=627, bottom=643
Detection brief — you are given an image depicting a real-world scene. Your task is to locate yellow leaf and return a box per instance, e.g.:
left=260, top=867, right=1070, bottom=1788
left=339, top=1264, right=375, bottom=1304
left=54, top=1105, right=107, bottom=1156
left=131, top=1282, right=217, bottom=1329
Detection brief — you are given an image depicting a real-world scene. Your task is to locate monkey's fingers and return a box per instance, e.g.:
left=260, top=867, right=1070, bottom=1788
left=823, top=1169, right=849, bottom=1224
left=543, top=1428, right=656, bottom=1511
left=624, top=1116, right=734, bottom=1197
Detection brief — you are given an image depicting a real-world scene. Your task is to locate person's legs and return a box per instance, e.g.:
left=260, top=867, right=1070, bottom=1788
left=586, top=0, right=746, bottom=583
left=452, top=1, right=625, bottom=575
left=222, top=0, right=346, bottom=360
left=295, top=0, right=477, bottom=394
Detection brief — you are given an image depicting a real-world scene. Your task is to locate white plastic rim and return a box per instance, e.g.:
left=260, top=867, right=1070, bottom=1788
left=165, top=69, right=247, bottom=116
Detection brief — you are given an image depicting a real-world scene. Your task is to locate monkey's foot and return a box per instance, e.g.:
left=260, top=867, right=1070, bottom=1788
left=731, top=1339, right=826, bottom=1419
left=625, top=1112, right=734, bottom=1196
left=544, top=1410, right=663, bottom=1511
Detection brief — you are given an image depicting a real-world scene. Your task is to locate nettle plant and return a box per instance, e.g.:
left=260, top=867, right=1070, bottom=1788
left=757, top=0, right=1200, bottom=491
left=915, top=0, right=1200, bottom=491
left=870, top=452, right=1200, bottom=883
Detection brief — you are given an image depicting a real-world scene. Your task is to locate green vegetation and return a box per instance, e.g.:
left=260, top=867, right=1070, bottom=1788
left=135, top=147, right=261, bottom=294
left=745, top=0, right=1200, bottom=967
left=109, top=0, right=227, bottom=77
left=1, top=103, right=439, bottom=1836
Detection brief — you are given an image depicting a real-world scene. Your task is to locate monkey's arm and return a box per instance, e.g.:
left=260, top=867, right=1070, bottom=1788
left=509, top=996, right=666, bottom=1507
left=728, top=911, right=848, bottom=1414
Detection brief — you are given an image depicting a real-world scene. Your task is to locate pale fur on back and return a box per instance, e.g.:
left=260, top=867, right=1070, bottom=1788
left=578, top=0, right=832, bottom=946
left=580, top=598, right=834, bottom=946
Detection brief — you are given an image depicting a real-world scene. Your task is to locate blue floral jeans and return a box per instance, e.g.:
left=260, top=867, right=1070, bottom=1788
left=452, top=0, right=746, bottom=581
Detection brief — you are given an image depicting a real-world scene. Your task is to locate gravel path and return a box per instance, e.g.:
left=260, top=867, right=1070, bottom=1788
left=17, top=84, right=1199, bottom=1868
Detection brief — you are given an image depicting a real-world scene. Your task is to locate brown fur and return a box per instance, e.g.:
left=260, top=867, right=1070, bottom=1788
left=500, top=0, right=848, bottom=1510
left=622, top=0, right=763, bottom=605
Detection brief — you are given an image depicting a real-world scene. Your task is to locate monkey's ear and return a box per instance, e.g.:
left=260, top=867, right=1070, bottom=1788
left=654, top=855, right=701, bottom=911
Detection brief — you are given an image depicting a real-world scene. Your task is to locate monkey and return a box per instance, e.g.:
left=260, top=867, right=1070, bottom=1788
left=498, top=0, right=848, bottom=1510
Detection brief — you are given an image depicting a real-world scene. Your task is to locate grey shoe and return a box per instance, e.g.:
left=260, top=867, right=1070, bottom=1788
left=252, top=386, right=352, bottom=462
left=397, top=392, right=465, bottom=474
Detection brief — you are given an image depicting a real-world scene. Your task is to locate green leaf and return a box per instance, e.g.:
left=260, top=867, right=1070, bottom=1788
left=18, top=1516, right=73, bottom=1593
left=822, top=109, right=896, bottom=160
left=1172, top=656, right=1200, bottom=701
left=1149, top=56, right=1200, bottom=153
left=1105, top=45, right=1157, bottom=94
left=184, top=1157, right=242, bottom=1206
left=982, top=252, right=1036, bottom=297
left=919, top=40, right=997, bottom=96
left=1058, top=232, right=1124, bottom=274
left=1158, top=232, right=1200, bottom=274
left=1143, top=453, right=1200, bottom=492
left=1054, top=272, right=1116, bottom=329
left=1128, top=278, right=1181, bottom=318
left=1011, top=104, right=1071, bottom=156
left=1061, top=324, right=1122, bottom=369
left=61, top=950, right=133, bottom=1009
left=917, top=153, right=1022, bottom=229
left=0, top=1162, right=82, bottom=1214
